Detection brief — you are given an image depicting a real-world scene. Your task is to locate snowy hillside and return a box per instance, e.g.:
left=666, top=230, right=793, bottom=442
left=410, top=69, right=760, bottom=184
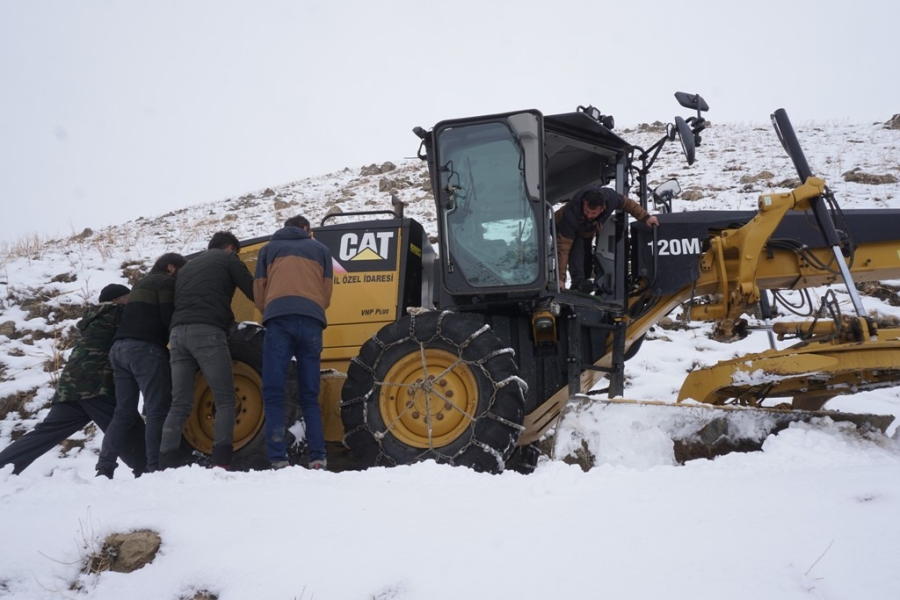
left=1, top=113, right=900, bottom=599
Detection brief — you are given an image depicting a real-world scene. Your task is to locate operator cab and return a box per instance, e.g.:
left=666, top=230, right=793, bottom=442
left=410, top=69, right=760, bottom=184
left=417, top=106, right=632, bottom=308
left=414, top=93, right=707, bottom=313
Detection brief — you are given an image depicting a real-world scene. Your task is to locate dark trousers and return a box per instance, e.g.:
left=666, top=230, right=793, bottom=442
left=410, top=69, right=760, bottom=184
left=162, top=323, right=236, bottom=466
left=0, top=398, right=146, bottom=475
left=98, top=339, right=172, bottom=473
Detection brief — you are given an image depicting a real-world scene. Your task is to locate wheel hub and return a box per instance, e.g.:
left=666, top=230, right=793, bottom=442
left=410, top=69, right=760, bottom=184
left=379, top=348, right=479, bottom=448
left=183, top=360, right=265, bottom=454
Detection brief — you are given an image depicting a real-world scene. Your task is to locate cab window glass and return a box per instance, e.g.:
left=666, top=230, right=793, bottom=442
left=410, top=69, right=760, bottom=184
left=437, top=121, right=539, bottom=287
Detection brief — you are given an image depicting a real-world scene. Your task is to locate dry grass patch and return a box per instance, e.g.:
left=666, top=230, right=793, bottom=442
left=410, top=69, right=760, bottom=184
left=842, top=168, right=898, bottom=185
left=0, top=232, right=48, bottom=264
left=0, top=388, right=40, bottom=422
left=858, top=281, right=900, bottom=307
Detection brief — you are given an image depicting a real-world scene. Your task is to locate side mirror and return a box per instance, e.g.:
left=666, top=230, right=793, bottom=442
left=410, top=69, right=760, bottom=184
left=675, top=116, right=695, bottom=166
left=652, top=179, right=681, bottom=213
left=674, top=92, right=709, bottom=113
left=653, top=179, right=682, bottom=202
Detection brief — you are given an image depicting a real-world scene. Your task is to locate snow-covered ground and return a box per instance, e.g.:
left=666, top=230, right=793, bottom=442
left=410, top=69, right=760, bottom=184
left=1, top=113, right=900, bottom=599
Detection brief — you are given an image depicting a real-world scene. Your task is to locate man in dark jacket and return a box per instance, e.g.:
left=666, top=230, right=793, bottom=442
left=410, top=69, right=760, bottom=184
left=253, top=215, right=333, bottom=470
left=96, top=253, right=186, bottom=478
left=0, top=285, right=146, bottom=475
left=555, top=185, right=659, bottom=290
left=159, top=231, right=255, bottom=469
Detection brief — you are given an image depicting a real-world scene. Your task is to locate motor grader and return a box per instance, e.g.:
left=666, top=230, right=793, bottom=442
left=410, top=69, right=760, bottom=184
left=183, top=94, right=900, bottom=472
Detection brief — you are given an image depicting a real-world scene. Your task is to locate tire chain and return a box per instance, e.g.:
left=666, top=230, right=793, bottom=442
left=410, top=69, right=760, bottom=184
left=343, top=310, right=527, bottom=469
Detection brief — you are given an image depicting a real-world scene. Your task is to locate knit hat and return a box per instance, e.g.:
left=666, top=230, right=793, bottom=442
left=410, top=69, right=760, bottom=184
left=99, top=283, right=131, bottom=303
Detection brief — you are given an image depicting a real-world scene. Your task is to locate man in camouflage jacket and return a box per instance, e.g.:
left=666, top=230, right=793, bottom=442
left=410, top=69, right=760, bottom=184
left=0, top=284, right=146, bottom=475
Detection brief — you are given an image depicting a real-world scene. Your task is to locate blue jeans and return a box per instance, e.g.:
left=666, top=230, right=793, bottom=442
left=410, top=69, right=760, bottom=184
left=263, top=315, right=325, bottom=463
left=161, top=324, right=236, bottom=463
left=98, top=339, right=171, bottom=472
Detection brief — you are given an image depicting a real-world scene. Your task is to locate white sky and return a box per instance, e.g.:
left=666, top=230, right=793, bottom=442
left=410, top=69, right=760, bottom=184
left=1, top=0, right=897, bottom=243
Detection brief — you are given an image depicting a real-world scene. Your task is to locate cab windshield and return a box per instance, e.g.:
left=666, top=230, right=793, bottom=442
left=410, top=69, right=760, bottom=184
left=436, top=119, right=540, bottom=288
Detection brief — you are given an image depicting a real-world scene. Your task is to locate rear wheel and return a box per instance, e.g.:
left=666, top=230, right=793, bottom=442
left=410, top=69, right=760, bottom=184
left=341, top=311, right=526, bottom=473
left=184, top=323, right=300, bottom=471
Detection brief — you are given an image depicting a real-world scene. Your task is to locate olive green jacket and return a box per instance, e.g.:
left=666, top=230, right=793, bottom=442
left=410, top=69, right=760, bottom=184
left=52, top=302, right=124, bottom=404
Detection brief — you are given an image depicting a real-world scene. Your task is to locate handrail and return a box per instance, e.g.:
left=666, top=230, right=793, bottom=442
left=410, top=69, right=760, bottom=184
left=320, top=209, right=402, bottom=227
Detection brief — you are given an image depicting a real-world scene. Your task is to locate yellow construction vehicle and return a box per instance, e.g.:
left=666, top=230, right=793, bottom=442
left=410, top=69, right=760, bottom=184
left=184, top=95, right=900, bottom=472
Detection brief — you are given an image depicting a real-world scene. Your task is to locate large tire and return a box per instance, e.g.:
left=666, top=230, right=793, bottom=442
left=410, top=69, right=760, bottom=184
left=341, top=311, right=526, bottom=473
left=505, top=442, right=542, bottom=474
left=183, top=323, right=300, bottom=471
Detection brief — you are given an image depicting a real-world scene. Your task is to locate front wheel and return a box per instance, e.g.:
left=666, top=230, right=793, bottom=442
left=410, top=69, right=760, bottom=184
left=341, top=311, right=526, bottom=473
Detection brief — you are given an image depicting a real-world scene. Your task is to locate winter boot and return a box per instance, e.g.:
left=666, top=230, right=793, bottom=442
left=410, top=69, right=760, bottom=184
left=308, top=458, right=327, bottom=471
left=210, top=444, right=233, bottom=470
left=95, top=464, right=115, bottom=479
left=158, top=450, right=180, bottom=471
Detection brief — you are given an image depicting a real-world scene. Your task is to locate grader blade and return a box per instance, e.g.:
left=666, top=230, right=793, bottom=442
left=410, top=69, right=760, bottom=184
left=677, top=331, right=900, bottom=408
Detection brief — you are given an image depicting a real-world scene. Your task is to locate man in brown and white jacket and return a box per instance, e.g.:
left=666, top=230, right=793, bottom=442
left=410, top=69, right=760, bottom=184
left=253, top=215, right=333, bottom=470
